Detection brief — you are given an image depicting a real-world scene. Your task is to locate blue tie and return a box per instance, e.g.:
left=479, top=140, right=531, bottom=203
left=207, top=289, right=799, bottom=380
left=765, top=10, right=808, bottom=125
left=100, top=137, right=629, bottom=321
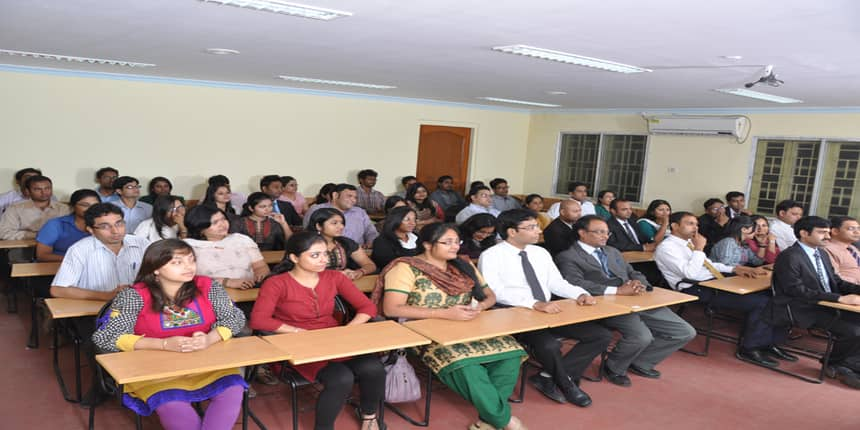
left=814, top=249, right=832, bottom=293
left=594, top=248, right=612, bottom=278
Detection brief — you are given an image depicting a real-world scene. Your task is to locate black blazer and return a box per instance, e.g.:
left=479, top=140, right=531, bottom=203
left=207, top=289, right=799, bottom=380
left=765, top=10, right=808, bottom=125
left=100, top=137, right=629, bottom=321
left=555, top=242, right=649, bottom=296
left=770, top=243, right=860, bottom=327
left=275, top=200, right=303, bottom=226
left=543, top=218, right=577, bottom=257
left=606, top=216, right=650, bottom=252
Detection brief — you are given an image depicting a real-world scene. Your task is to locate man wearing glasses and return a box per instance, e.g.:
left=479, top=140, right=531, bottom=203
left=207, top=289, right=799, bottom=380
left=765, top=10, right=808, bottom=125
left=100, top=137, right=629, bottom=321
left=480, top=209, right=611, bottom=408
left=107, top=176, right=152, bottom=233
left=697, top=198, right=730, bottom=255
left=94, top=167, right=119, bottom=202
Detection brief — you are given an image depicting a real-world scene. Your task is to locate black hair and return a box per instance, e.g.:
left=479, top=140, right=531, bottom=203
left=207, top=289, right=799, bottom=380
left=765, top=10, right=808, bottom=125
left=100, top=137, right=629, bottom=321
left=725, top=191, right=745, bottom=201
left=14, top=168, right=41, bottom=182
left=95, top=167, right=118, bottom=180
left=146, top=176, right=173, bottom=197
left=112, top=176, right=139, bottom=191
left=135, top=239, right=199, bottom=313
left=597, top=190, right=614, bottom=200
left=358, top=169, right=378, bottom=180
left=467, top=185, right=490, bottom=199
left=308, top=207, right=345, bottom=235
left=84, top=203, right=124, bottom=228
left=749, top=214, right=768, bottom=229
left=496, top=208, right=538, bottom=240
left=575, top=214, right=607, bottom=233
left=383, top=195, right=406, bottom=214
left=669, top=211, right=695, bottom=226
left=400, top=176, right=417, bottom=186
left=185, top=205, right=225, bottom=240
left=830, top=216, right=857, bottom=230
left=703, top=198, right=724, bottom=210
left=609, top=198, right=631, bottom=211
left=437, top=175, right=453, bottom=184
left=567, top=181, right=588, bottom=193
left=468, top=181, right=486, bottom=193
left=489, top=178, right=507, bottom=190
left=523, top=194, right=543, bottom=208
left=724, top=215, right=755, bottom=243
left=644, top=199, right=672, bottom=222
left=417, top=223, right=486, bottom=301
left=23, top=175, right=51, bottom=190
left=333, top=183, right=357, bottom=193
left=69, top=189, right=100, bottom=207
left=280, top=176, right=296, bottom=185
left=405, top=182, right=433, bottom=211
left=793, top=216, right=830, bottom=239
left=460, top=213, right=497, bottom=238
left=152, top=195, right=184, bottom=239
left=202, top=183, right=236, bottom=215
left=269, top=231, right=328, bottom=275
left=259, top=175, right=282, bottom=189
left=314, top=183, right=337, bottom=205
left=241, top=192, right=273, bottom=217
left=381, top=206, right=417, bottom=242
left=776, top=200, right=803, bottom=215
left=208, top=174, right=230, bottom=187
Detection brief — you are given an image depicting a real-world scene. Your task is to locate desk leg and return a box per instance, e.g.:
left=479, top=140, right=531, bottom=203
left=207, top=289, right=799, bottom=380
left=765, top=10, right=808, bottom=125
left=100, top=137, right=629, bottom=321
left=385, top=365, right=432, bottom=427
left=52, top=320, right=83, bottom=402
left=242, top=365, right=267, bottom=430
left=26, top=279, right=39, bottom=349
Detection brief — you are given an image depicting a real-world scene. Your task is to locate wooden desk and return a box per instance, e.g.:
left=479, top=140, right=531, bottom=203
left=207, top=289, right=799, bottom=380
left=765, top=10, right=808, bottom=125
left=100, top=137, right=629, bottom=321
left=45, top=298, right=104, bottom=319
left=96, top=336, right=291, bottom=385
left=532, top=299, right=631, bottom=328
left=403, top=307, right=552, bottom=346
left=622, top=251, right=655, bottom=264
left=0, top=239, right=37, bottom=249
left=598, top=288, right=697, bottom=312
left=262, top=250, right=285, bottom=265
left=353, top=274, right=378, bottom=293
left=226, top=288, right=259, bottom=303
left=698, top=273, right=771, bottom=294
left=11, top=261, right=61, bottom=278
left=263, top=320, right=429, bottom=365
left=818, top=301, right=860, bottom=313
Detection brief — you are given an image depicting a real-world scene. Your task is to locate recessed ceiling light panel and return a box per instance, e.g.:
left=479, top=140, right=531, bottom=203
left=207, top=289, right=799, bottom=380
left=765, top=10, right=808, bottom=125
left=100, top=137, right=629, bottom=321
left=0, top=49, right=155, bottom=68
left=477, top=97, right=560, bottom=107
left=713, top=88, right=803, bottom=104
left=492, top=44, right=651, bottom=74
left=204, top=48, right=240, bottom=55
left=545, top=90, right=567, bottom=95
left=200, top=0, right=352, bottom=20
left=277, top=75, right=395, bottom=89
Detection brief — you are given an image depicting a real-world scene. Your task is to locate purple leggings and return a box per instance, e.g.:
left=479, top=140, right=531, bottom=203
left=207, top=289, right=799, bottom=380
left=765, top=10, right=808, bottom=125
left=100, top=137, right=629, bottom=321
left=155, top=385, right=244, bottom=430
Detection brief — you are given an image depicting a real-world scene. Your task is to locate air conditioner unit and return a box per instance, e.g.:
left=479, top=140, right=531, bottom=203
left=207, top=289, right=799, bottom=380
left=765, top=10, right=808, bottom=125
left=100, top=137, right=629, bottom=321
left=644, top=115, right=748, bottom=138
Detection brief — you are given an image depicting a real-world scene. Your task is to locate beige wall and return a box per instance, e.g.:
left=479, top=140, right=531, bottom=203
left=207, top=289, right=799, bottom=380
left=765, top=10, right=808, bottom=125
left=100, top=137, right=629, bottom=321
left=524, top=112, right=860, bottom=213
left=0, top=70, right=531, bottom=201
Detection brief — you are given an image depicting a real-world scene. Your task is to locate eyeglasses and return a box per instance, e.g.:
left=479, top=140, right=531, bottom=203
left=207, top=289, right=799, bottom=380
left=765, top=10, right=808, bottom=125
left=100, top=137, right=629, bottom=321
left=169, top=205, right=186, bottom=212
left=585, top=229, right=612, bottom=236
left=709, top=206, right=725, bottom=213
left=436, top=240, right=463, bottom=246
left=123, top=184, right=142, bottom=190
left=842, top=226, right=860, bottom=232
left=92, top=220, right=126, bottom=231
left=517, top=224, right=541, bottom=231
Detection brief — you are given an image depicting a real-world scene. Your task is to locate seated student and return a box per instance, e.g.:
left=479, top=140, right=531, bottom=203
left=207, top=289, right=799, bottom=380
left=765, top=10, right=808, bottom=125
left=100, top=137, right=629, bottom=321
left=654, top=211, right=794, bottom=367
left=394, top=175, right=417, bottom=199
left=134, top=195, right=188, bottom=242
left=35, top=189, right=100, bottom=262
left=405, top=182, right=443, bottom=231
left=307, top=182, right=337, bottom=215
left=184, top=205, right=269, bottom=290
left=746, top=215, right=780, bottom=265
left=277, top=175, right=306, bottom=218
left=250, top=232, right=384, bottom=430
left=94, top=167, right=119, bottom=202
left=769, top=199, right=804, bottom=251
left=543, top=200, right=582, bottom=257
left=375, top=195, right=407, bottom=233
left=697, top=198, right=730, bottom=255
left=259, top=175, right=302, bottom=226
left=92, top=239, right=247, bottom=430
left=547, top=182, right=596, bottom=219
left=480, top=209, right=611, bottom=408
left=523, top=194, right=552, bottom=230
left=637, top=199, right=671, bottom=245
left=371, top=206, right=420, bottom=269
left=0, top=167, right=42, bottom=216
left=308, top=208, right=376, bottom=281
left=594, top=190, right=615, bottom=220
left=709, top=216, right=765, bottom=267
left=207, top=174, right=245, bottom=214
left=201, top=182, right=239, bottom=224
left=139, top=176, right=184, bottom=205
left=304, top=184, right=379, bottom=247
left=725, top=191, right=751, bottom=219
left=606, top=198, right=655, bottom=252
left=770, top=216, right=860, bottom=388
left=490, top=178, right=521, bottom=212
left=824, top=216, right=860, bottom=284
left=108, top=176, right=153, bottom=234
left=0, top=175, right=69, bottom=244
left=455, top=185, right=500, bottom=225
left=355, top=169, right=386, bottom=215
left=555, top=215, right=695, bottom=386
left=429, top=175, right=466, bottom=212
left=377, top=223, right=528, bottom=430
left=232, top=192, right=292, bottom=251
left=458, top=213, right=497, bottom=261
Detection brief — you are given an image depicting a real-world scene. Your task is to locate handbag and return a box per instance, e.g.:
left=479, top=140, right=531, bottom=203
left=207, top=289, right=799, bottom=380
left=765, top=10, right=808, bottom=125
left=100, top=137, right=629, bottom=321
left=384, top=349, right=421, bottom=403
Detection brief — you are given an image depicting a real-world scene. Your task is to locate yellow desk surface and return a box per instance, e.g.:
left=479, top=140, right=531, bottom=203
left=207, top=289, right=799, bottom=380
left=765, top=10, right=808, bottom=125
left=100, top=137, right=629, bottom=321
left=262, top=250, right=285, bottom=265
left=226, top=288, right=259, bottom=303
left=532, top=299, right=632, bottom=328
left=0, top=239, right=37, bottom=249
left=818, top=301, right=860, bottom=314
left=622, top=251, right=655, bottom=264
left=96, top=336, right=290, bottom=385
left=698, top=273, right=771, bottom=294
left=353, top=275, right=378, bottom=293
left=598, top=288, right=698, bottom=312
left=403, top=307, right=552, bottom=346
left=262, top=320, right=429, bottom=365
left=11, top=262, right=61, bottom=278
left=45, top=298, right=105, bottom=319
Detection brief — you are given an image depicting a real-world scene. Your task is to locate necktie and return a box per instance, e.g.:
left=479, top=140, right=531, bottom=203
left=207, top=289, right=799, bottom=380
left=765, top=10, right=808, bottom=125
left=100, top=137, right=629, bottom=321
left=847, top=246, right=860, bottom=267
left=623, top=221, right=640, bottom=244
left=272, top=201, right=281, bottom=214
left=519, top=251, right=547, bottom=302
left=814, top=249, right=832, bottom=293
left=594, top=248, right=612, bottom=277
left=687, top=242, right=724, bottom=279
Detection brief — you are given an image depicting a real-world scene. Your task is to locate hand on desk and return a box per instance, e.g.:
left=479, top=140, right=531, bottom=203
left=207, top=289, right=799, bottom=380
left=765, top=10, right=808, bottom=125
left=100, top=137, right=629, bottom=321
left=617, top=281, right=646, bottom=296
left=576, top=294, right=597, bottom=306
left=533, top=301, right=562, bottom=314
left=444, top=305, right=481, bottom=321
left=225, top=278, right=255, bottom=289
left=838, top=294, right=860, bottom=306
left=734, top=266, right=768, bottom=278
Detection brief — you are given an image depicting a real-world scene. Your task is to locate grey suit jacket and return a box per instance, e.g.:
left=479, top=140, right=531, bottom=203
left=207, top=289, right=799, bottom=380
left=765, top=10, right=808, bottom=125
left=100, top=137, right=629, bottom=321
left=555, top=241, right=649, bottom=296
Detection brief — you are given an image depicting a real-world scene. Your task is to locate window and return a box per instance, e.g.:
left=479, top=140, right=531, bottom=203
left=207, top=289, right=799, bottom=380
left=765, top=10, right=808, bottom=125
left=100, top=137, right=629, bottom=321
left=749, top=138, right=860, bottom=216
left=554, top=133, right=648, bottom=202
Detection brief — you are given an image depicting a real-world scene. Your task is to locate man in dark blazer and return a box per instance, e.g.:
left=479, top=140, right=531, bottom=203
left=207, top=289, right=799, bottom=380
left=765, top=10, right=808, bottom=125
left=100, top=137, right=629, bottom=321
left=606, top=199, right=654, bottom=252
left=543, top=199, right=582, bottom=257
left=771, top=216, right=860, bottom=389
left=556, top=215, right=695, bottom=386
left=259, top=175, right=302, bottom=226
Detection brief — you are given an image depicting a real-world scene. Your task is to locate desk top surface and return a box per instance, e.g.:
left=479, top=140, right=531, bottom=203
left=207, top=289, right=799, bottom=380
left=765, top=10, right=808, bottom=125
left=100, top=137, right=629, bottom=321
left=698, top=273, right=771, bottom=294
left=0, top=239, right=37, bottom=249
left=818, top=301, right=860, bottom=313
left=597, top=288, right=698, bottom=312
left=226, top=288, right=258, bottom=303
left=402, top=306, right=556, bottom=345
left=11, top=261, right=61, bottom=278
left=621, top=251, right=655, bottom=264
left=261, top=250, right=285, bottom=265
left=45, top=298, right=105, bottom=319
left=531, top=299, right=632, bottom=328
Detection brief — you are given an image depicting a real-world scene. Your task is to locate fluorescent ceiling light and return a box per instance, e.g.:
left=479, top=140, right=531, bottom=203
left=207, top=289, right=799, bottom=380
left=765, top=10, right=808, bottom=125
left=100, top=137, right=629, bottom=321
left=0, top=49, right=155, bottom=68
left=204, top=48, right=240, bottom=55
left=492, top=44, right=651, bottom=74
left=713, top=88, right=803, bottom=104
left=477, top=97, right=560, bottom=108
left=200, top=0, right=352, bottom=20
left=277, top=75, right=395, bottom=89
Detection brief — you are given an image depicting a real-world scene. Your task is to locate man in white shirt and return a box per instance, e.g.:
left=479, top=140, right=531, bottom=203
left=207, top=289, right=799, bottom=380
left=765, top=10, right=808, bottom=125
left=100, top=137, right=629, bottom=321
left=0, top=167, right=42, bottom=216
left=769, top=199, right=803, bottom=250
left=654, top=211, right=796, bottom=367
left=547, top=181, right=596, bottom=219
left=480, top=209, right=611, bottom=407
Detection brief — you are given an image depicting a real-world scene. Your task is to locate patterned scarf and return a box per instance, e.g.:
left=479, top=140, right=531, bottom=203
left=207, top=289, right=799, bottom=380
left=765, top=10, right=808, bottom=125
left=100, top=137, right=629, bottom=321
left=370, top=256, right=475, bottom=305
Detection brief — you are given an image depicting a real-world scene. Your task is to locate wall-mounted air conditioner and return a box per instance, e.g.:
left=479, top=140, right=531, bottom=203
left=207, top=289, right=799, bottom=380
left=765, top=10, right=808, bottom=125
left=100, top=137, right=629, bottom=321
left=644, top=115, right=749, bottom=138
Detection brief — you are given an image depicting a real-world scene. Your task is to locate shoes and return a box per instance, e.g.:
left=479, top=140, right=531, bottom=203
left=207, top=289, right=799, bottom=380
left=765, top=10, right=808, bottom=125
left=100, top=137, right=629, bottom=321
left=255, top=366, right=279, bottom=385
left=247, top=385, right=257, bottom=399
left=356, top=407, right=387, bottom=430
left=736, top=348, right=779, bottom=368
left=826, top=365, right=860, bottom=389
left=559, top=381, right=592, bottom=408
left=601, top=366, right=631, bottom=387
left=763, top=346, right=799, bottom=362
left=628, top=364, right=661, bottom=379
left=507, top=416, right=528, bottom=430
left=468, top=420, right=495, bottom=430
left=528, top=374, right=566, bottom=404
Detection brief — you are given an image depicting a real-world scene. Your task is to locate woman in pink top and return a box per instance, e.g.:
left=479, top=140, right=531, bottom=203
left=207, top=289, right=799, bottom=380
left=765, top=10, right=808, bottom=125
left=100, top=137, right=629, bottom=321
left=277, top=176, right=306, bottom=217
left=746, top=215, right=780, bottom=264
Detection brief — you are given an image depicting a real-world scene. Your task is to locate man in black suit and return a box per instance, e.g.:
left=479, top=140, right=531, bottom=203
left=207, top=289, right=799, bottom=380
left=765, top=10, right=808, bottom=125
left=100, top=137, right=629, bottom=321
left=606, top=199, right=654, bottom=252
left=543, top=199, right=582, bottom=257
left=556, top=216, right=695, bottom=386
left=771, top=216, right=860, bottom=388
left=259, top=175, right=302, bottom=226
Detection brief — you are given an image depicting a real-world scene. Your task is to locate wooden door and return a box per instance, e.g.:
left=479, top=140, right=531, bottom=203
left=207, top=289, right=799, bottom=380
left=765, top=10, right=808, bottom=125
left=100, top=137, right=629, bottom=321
left=416, top=125, right=472, bottom=194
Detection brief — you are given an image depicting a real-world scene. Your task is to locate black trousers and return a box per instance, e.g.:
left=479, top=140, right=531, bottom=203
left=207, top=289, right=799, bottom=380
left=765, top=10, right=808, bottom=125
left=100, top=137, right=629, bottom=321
left=812, top=310, right=860, bottom=369
left=314, top=354, right=385, bottom=430
left=517, top=322, right=612, bottom=388
left=685, top=286, right=781, bottom=349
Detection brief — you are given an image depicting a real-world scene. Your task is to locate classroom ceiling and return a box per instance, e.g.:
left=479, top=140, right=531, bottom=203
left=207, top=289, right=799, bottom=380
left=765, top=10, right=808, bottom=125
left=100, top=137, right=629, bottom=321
left=2, top=0, right=859, bottom=111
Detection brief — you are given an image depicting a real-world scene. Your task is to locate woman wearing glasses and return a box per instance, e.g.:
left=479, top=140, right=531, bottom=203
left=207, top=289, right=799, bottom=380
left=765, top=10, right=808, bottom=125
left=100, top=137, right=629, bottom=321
left=134, top=195, right=188, bottom=242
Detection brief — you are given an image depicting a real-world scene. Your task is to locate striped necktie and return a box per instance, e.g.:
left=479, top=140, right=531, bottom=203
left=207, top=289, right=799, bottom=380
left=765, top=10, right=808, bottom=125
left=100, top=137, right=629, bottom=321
left=687, top=242, right=724, bottom=279
left=847, top=246, right=860, bottom=267
left=814, top=249, right=832, bottom=293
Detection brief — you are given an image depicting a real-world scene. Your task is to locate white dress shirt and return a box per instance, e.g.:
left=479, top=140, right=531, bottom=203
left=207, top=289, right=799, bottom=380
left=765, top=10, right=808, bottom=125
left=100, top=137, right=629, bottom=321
left=547, top=199, right=596, bottom=219
left=455, top=203, right=500, bottom=225
left=479, top=241, right=590, bottom=309
left=654, top=234, right=734, bottom=290
left=769, top=218, right=797, bottom=251
left=133, top=218, right=178, bottom=243
left=52, top=235, right=150, bottom=292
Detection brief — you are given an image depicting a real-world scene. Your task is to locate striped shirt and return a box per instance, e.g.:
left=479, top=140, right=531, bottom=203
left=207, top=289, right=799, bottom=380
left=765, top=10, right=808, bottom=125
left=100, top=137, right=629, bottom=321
left=52, top=235, right=150, bottom=292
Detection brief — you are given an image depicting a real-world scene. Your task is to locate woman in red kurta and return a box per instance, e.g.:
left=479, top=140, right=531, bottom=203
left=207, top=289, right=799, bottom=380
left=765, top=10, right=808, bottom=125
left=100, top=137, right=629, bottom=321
left=250, top=231, right=384, bottom=430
